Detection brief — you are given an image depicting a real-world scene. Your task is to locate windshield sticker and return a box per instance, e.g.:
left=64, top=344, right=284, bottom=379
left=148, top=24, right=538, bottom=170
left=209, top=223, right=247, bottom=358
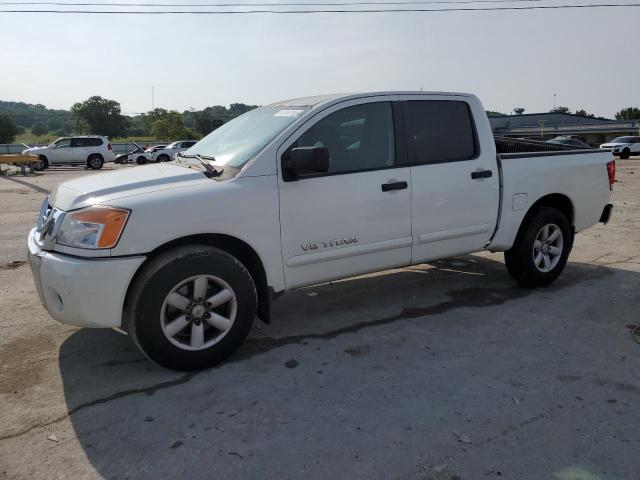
left=274, top=109, right=304, bottom=117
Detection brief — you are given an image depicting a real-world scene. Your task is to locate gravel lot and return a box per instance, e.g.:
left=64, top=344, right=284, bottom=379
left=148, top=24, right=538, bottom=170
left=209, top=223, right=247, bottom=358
left=1, top=160, right=639, bottom=480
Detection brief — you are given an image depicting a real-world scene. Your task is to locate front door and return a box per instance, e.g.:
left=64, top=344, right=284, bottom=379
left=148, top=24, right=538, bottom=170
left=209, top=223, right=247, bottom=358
left=49, top=138, right=72, bottom=163
left=400, top=98, right=500, bottom=262
left=278, top=99, right=412, bottom=289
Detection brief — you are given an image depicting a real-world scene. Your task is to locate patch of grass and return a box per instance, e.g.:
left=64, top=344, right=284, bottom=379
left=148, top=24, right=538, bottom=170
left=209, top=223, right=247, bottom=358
left=15, top=130, right=58, bottom=145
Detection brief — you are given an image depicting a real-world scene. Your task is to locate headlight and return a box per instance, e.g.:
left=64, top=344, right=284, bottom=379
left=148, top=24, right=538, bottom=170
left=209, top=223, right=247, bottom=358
left=57, top=206, right=130, bottom=249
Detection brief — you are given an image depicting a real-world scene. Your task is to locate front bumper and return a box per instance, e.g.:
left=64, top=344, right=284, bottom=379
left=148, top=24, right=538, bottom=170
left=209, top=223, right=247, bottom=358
left=28, top=228, right=145, bottom=328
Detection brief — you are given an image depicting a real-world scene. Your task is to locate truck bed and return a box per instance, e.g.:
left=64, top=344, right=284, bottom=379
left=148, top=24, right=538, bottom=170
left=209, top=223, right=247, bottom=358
left=488, top=136, right=613, bottom=252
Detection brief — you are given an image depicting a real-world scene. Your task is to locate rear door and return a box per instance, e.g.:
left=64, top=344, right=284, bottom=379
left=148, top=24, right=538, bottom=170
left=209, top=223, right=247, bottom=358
left=70, top=137, right=89, bottom=163
left=400, top=97, right=500, bottom=263
left=278, top=98, right=412, bottom=289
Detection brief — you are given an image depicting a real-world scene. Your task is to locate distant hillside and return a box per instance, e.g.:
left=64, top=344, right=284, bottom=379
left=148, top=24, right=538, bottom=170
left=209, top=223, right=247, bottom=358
left=0, top=100, right=73, bottom=133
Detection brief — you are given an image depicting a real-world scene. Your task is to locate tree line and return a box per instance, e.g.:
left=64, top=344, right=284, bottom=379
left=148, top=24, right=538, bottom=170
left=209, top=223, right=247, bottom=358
left=0, top=96, right=258, bottom=143
left=1, top=96, right=640, bottom=144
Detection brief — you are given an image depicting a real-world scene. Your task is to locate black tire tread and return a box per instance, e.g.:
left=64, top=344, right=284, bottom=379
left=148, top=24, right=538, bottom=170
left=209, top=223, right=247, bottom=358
left=126, top=245, right=257, bottom=371
left=504, top=206, right=571, bottom=288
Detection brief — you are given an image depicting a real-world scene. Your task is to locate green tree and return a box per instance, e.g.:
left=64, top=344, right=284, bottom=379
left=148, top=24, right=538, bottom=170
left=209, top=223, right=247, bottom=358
left=150, top=110, right=199, bottom=140
left=71, top=96, right=127, bottom=138
left=31, top=121, right=48, bottom=136
left=615, top=107, right=640, bottom=120
left=0, top=114, right=19, bottom=143
left=195, top=116, right=224, bottom=136
left=574, top=109, right=595, bottom=118
left=47, top=118, right=62, bottom=131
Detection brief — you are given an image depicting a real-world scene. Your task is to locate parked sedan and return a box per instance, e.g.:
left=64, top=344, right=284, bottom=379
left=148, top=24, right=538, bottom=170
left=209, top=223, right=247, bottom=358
left=147, top=140, right=197, bottom=162
left=114, top=143, right=145, bottom=164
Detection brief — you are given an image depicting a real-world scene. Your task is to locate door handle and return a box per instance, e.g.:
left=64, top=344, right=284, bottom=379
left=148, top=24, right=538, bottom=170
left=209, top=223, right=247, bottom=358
left=381, top=181, right=408, bottom=192
left=471, top=170, right=493, bottom=180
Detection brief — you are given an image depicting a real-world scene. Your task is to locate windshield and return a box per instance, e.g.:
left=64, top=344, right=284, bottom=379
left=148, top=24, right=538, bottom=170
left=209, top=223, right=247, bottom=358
left=186, top=106, right=309, bottom=168
left=610, top=137, right=634, bottom=143
left=166, top=142, right=180, bottom=149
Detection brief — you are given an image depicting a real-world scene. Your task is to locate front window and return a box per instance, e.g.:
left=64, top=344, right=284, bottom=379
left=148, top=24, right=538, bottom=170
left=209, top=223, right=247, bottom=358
left=51, top=138, right=71, bottom=148
left=288, top=102, right=395, bottom=175
left=187, top=106, right=309, bottom=168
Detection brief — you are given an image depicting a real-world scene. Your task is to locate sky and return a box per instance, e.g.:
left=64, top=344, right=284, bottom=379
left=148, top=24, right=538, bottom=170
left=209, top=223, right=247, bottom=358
left=1, top=1, right=639, bottom=118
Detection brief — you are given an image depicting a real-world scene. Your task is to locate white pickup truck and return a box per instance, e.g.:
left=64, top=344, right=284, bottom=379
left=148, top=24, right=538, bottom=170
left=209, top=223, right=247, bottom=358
left=27, top=92, right=615, bottom=370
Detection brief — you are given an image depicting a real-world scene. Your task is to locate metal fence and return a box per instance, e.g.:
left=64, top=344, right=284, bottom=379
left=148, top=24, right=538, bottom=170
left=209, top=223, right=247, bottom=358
left=0, top=143, right=30, bottom=154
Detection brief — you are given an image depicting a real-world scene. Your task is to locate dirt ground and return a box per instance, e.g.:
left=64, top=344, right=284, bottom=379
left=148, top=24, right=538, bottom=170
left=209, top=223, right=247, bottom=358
left=0, top=160, right=639, bottom=480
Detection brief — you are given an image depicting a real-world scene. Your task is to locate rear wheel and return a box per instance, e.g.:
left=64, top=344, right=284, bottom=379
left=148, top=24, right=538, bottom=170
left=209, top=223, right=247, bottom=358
left=126, top=245, right=257, bottom=371
left=87, top=154, right=104, bottom=170
left=504, top=207, right=571, bottom=287
left=157, top=154, right=170, bottom=162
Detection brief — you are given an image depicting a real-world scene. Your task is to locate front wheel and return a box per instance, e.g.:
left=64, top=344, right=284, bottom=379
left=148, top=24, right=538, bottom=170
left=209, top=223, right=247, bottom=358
left=33, top=156, right=48, bottom=171
left=619, top=149, right=630, bottom=160
left=136, top=156, right=148, bottom=165
left=504, top=207, right=571, bottom=288
left=126, top=245, right=257, bottom=371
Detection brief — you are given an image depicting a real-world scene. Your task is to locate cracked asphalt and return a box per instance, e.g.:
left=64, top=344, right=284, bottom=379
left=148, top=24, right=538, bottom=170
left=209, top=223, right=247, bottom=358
left=1, top=160, right=639, bottom=480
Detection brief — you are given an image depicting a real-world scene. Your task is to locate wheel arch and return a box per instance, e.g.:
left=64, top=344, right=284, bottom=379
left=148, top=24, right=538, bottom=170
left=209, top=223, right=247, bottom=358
left=526, top=193, right=574, bottom=225
left=514, top=193, right=575, bottom=249
left=123, top=233, right=273, bottom=325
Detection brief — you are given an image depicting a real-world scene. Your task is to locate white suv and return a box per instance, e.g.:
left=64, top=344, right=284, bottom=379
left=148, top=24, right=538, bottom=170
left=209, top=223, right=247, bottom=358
left=22, top=136, right=115, bottom=170
left=148, top=140, right=197, bottom=162
left=600, top=136, right=640, bottom=159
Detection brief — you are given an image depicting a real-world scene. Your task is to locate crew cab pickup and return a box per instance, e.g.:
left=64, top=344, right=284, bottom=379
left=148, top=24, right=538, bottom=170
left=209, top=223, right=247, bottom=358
left=27, top=92, right=615, bottom=371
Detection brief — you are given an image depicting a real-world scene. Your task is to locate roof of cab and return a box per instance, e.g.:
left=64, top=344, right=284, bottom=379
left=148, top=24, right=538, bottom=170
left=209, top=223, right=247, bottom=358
left=268, top=91, right=473, bottom=109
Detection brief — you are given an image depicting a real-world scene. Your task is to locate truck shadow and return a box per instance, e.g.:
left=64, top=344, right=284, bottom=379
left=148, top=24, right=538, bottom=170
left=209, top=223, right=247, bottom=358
left=56, top=255, right=640, bottom=479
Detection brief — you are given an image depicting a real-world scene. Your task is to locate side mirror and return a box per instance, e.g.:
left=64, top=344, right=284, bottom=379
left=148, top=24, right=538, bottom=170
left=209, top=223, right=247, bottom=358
left=282, top=146, right=329, bottom=180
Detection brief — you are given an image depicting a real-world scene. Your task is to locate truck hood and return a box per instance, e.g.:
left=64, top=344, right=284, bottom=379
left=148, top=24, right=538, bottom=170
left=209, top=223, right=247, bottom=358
left=50, top=163, right=209, bottom=211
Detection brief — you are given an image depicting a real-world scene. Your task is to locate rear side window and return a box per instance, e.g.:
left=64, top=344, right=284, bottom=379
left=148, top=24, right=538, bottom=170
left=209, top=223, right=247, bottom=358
left=290, top=102, right=395, bottom=176
left=71, top=138, right=103, bottom=147
left=402, top=100, right=477, bottom=164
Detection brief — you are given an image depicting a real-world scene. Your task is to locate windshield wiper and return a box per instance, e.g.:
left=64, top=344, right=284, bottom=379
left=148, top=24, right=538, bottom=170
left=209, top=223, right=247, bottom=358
left=176, top=152, right=223, bottom=178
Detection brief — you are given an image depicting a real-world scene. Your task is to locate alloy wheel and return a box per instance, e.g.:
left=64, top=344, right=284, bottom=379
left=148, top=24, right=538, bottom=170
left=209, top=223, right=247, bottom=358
left=532, top=223, right=563, bottom=273
left=160, top=274, right=237, bottom=351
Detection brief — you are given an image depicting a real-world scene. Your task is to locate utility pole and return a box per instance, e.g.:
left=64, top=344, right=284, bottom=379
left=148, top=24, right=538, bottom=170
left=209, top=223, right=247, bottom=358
left=151, top=86, right=155, bottom=111
left=553, top=93, right=557, bottom=110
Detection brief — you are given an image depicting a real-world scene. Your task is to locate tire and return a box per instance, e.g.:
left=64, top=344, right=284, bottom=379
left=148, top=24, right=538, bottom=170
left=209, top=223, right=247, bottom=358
left=87, top=154, right=104, bottom=170
left=136, top=156, right=148, bottom=165
left=126, top=245, right=257, bottom=371
left=504, top=207, right=571, bottom=288
left=619, top=148, right=630, bottom=160
left=157, top=154, right=170, bottom=162
left=33, top=156, right=48, bottom=171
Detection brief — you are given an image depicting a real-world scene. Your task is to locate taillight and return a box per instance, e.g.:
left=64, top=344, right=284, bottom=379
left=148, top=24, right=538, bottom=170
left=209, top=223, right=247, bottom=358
left=107, top=143, right=112, bottom=151
left=606, top=160, right=615, bottom=191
